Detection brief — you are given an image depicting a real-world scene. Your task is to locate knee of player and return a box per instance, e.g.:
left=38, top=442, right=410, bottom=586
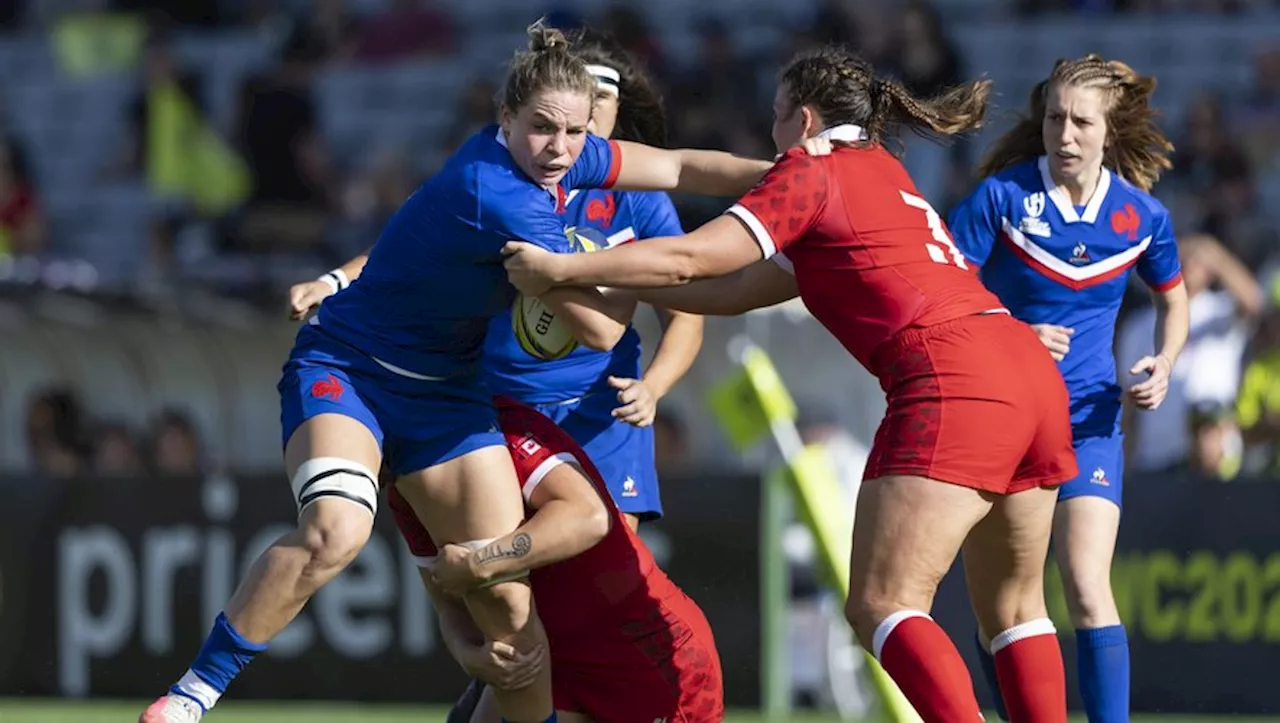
left=1063, top=583, right=1118, bottom=629
left=845, top=590, right=935, bottom=645
left=291, top=456, right=379, bottom=569
left=298, top=508, right=373, bottom=572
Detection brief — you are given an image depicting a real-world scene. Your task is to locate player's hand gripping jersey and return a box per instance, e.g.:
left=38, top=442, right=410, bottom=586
left=948, top=157, right=1182, bottom=438
left=725, top=127, right=1077, bottom=493
left=484, top=189, right=683, bottom=403
left=389, top=399, right=723, bottom=722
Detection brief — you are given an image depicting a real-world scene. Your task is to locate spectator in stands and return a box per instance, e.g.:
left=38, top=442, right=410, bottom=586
left=602, top=4, right=667, bottom=80
left=1185, top=401, right=1242, bottom=480
left=121, top=28, right=206, bottom=178
left=24, top=387, right=87, bottom=478
left=1235, top=280, right=1280, bottom=474
left=1118, top=234, right=1263, bottom=472
left=351, top=0, right=455, bottom=64
left=92, top=422, right=145, bottom=476
left=296, top=0, right=361, bottom=64
left=442, top=76, right=499, bottom=154
left=0, top=137, right=45, bottom=257
left=896, top=0, right=962, bottom=99
left=653, top=408, right=689, bottom=471
left=1233, top=47, right=1280, bottom=168
left=234, top=28, right=336, bottom=253
left=149, top=408, right=204, bottom=476
left=672, top=18, right=758, bottom=118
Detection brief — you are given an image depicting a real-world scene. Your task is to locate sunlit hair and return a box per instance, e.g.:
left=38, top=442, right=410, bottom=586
left=500, top=18, right=595, bottom=115
left=977, top=54, right=1174, bottom=191
left=779, top=45, right=990, bottom=151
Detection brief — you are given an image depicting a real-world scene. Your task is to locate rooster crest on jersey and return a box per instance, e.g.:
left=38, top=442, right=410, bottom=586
left=513, top=226, right=607, bottom=360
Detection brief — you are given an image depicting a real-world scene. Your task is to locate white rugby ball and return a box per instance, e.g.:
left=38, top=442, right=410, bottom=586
left=513, top=292, right=579, bottom=360
left=511, top=226, right=608, bottom=361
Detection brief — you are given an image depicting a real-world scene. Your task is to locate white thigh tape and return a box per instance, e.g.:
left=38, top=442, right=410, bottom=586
left=290, top=457, right=379, bottom=518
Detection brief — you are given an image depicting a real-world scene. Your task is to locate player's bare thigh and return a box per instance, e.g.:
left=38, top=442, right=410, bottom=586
left=845, top=474, right=992, bottom=649
left=470, top=687, right=590, bottom=723
left=962, top=483, right=1059, bottom=639
left=284, top=412, right=382, bottom=479
left=393, top=444, right=526, bottom=544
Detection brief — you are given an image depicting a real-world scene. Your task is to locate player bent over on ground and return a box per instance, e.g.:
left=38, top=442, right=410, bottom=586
left=504, top=46, right=1079, bottom=722
left=390, top=397, right=724, bottom=723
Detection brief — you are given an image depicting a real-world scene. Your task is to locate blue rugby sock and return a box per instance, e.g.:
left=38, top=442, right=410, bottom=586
left=169, top=612, right=267, bottom=712
left=501, top=714, right=557, bottom=723
left=1077, top=625, right=1129, bottom=723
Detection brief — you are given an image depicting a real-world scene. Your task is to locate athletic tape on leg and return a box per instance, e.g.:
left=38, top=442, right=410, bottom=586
left=290, top=457, right=379, bottom=518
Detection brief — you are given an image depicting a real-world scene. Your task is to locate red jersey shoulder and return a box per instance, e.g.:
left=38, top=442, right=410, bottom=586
left=495, top=398, right=575, bottom=487
left=736, top=149, right=830, bottom=253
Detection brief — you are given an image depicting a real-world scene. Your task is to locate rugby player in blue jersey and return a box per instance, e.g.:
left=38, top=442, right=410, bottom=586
left=947, top=55, right=1189, bottom=723
left=142, top=21, right=775, bottom=723
left=291, top=28, right=701, bottom=533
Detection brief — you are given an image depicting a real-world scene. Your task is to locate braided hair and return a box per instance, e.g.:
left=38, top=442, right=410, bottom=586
left=977, top=54, right=1173, bottom=191
left=778, top=45, right=990, bottom=152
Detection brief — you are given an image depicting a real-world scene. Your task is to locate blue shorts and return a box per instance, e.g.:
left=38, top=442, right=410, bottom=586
left=1056, top=429, right=1124, bottom=508
left=531, top=392, right=662, bottom=521
left=279, top=325, right=503, bottom=476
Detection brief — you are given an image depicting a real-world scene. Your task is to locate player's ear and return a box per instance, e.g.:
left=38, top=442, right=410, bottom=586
left=499, top=105, right=513, bottom=137
left=800, top=104, right=818, bottom=138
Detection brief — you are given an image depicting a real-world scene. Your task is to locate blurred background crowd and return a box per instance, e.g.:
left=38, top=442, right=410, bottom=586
left=6, top=0, right=1280, bottom=489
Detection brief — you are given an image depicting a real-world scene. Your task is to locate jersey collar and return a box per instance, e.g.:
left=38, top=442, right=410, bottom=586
left=817, top=124, right=868, bottom=142
left=1038, top=155, right=1110, bottom=224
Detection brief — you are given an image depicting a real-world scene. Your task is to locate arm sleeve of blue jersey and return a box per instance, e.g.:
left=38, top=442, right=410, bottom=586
left=563, top=134, right=622, bottom=190
left=633, top=192, right=685, bottom=239
left=946, top=178, right=1002, bottom=267
left=1135, top=207, right=1183, bottom=291
left=483, top=185, right=573, bottom=254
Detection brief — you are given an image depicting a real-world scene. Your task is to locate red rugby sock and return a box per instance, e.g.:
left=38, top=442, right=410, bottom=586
left=874, top=611, right=983, bottom=723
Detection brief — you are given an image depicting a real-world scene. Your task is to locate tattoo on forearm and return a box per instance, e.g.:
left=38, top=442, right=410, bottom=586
left=473, top=533, right=533, bottom=566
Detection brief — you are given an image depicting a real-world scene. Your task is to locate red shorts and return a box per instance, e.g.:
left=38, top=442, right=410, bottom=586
left=550, top=592, right=724, bottom=723
left=865, top=312, right=1077, bottom=494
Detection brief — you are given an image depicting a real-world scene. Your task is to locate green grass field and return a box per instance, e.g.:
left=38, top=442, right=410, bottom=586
left=0, top=700, right=1274, bottom=723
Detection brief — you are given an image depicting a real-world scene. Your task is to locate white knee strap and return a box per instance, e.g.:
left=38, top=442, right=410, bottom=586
left=290, top=457, right=379, bottom=519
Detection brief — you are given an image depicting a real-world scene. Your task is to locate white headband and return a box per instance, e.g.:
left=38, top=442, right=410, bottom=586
left=585, top=64, right=620, bottom=96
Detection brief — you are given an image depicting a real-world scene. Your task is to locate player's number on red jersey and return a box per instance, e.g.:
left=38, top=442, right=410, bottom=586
left=900, top=190, right=968, bottom=270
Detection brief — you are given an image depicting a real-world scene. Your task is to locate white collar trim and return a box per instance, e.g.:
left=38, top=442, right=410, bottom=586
left=817, top=124, right=868, bottom=142
left=1037, top=155, right=1110, bottom=224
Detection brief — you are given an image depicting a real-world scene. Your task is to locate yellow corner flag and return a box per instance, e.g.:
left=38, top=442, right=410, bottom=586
left=783, top=445, right=924, bottom=723
left=708, top=343, right=922, bottom=723
left=706, top=345, right=796, bottom=451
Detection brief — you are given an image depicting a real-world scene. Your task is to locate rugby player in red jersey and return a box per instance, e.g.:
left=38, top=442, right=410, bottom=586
left=504, top=46, right=1077, bottom=723
left=389, top=396, right=722, bottom=723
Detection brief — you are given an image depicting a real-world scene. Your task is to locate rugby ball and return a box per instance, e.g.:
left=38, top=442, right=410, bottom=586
left=512, top=227, right=605, bottom=361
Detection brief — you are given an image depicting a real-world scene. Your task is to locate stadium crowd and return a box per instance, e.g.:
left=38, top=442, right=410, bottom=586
left=7, top=0, right=1280, bottom=483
